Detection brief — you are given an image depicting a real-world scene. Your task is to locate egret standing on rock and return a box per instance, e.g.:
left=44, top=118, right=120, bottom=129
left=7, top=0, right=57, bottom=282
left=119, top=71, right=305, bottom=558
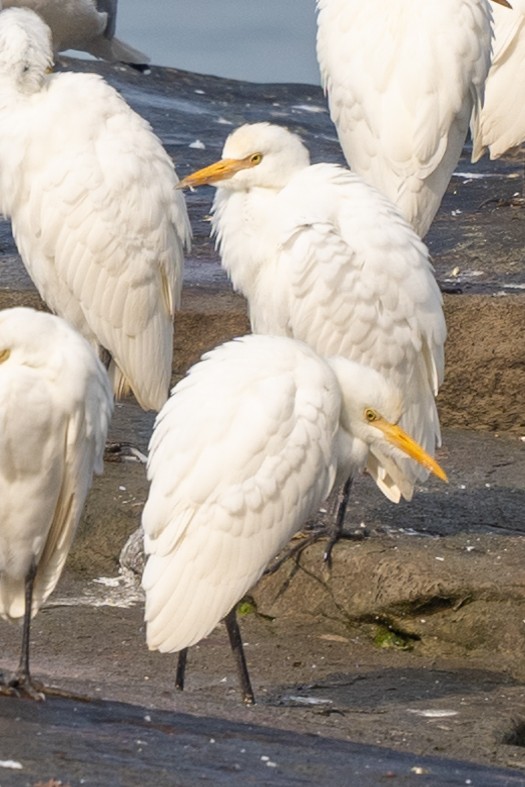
left=142, top=334, right=447, bottom=703
left=0, top=8, right=191, bottom=411
left=180, top=123, right=446, bottom=553
left=0, top=0, right=149, bottom=67
left=316, top=0, right=511, bottom=237
left=0, top=307, right=113, bottom=699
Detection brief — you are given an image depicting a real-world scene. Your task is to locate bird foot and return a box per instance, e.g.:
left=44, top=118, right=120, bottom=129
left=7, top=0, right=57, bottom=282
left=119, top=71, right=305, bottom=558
left=104, top=441, right=147, bottom=464
left=264, top=530, right=324, bottom=574
left=479, top=195, right=525, bottom=209
left=0, top=675, right=91, bottom=703
left=323, top=528, right=367, bottom=569
left=265, top=526, right=367, bottom=575
left=5, top=673, right=45, bottom=701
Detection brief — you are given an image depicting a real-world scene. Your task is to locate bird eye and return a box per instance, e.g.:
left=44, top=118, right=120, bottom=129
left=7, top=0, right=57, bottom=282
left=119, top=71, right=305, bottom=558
left=250, top=153, right=263, bottom=165
left=364, top=408, right=377, bottom=423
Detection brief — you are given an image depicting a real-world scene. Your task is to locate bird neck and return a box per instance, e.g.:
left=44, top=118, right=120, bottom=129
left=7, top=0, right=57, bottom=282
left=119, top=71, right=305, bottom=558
left=212, top=187, right=285, bottom=330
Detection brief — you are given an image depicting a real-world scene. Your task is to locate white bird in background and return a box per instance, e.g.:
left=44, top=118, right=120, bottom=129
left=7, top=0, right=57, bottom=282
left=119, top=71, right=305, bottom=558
left=142, top=334, right=447, bottom=703
left=0, top=8, right=191, bottom=411
left=316, top=0, right=511, bottom=238
left=476, top=0, right=525, bottom=160
left=0, top=307, right=113, bottom=699
left=0, top=0, right=149, bottom=67
left=180, top=123, right=446, bottom=554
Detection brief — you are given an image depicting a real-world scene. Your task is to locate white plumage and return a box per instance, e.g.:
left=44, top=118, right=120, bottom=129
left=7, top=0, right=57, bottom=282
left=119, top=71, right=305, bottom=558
left=180, top=123, right=446, bottom=504
left=0, top=0, right=149, bottom=65
left=142, top=335, right=446, bottom=661
left=476, top=0, right=525, bottom=159
left=0, top=8, right=191, bottom=411
left=0, top=307, right=112, bottom=695
left=315, top=0, right=503, bottom=237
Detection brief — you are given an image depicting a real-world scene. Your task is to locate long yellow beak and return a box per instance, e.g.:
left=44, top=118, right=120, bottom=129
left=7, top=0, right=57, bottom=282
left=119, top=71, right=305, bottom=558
left=178, top=157, right=252, bottom=189
left=492, top=0, right=512, bottom=7
left=374, top=417, right=448, bottom=483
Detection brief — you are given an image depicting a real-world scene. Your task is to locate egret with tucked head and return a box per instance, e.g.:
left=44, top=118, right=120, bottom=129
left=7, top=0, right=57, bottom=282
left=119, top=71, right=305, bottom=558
left=142, top=334, right=447, bottom=703
left=0, top=307, right=112, bottom=699
left=0, top=8, right=190, bottom=412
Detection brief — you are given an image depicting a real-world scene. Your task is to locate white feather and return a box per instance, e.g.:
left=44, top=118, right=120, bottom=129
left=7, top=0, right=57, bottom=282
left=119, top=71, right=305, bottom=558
left=0, top=307, right=112, bottom=621
left=200, top=123, right=445, bottom=500
left=475, top=0, right=525, bottom=159
left=316, top=0, right=495, bottom=237
left=142, top=335, right=445, bottom=654
left=0, top=8, right=191, bottom=411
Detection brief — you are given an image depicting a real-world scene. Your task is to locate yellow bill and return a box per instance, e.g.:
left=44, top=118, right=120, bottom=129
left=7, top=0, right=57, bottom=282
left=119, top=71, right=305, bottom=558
left=178, top=156, right=254, bottom=189
left=373, top=416, right=448, bottom=483
left=491, top=0, right=512, bottom=7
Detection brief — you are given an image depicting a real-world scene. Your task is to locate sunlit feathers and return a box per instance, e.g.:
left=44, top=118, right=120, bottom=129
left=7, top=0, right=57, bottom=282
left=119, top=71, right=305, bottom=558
left=0, top=8, right=191, bottom=411
left=142, top=334, right=446, bottom=654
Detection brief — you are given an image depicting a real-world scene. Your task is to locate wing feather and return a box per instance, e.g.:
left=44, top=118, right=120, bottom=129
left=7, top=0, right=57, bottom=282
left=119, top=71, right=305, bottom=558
left=2, top=72, right=190, bottom=411
left=142, top=336, right=340, bottom=652
left=317, top=0, right=493, bottom=235
left=475, top=0, right=525, bottom=159
left=0, top=312, right=112, bottom=621
left=275, top=165, right=445, bottom=486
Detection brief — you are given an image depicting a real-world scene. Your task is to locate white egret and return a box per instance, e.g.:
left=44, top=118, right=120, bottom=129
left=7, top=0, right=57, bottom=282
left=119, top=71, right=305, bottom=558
left=179, top=123, right=446, bottom=555
left=0, top=307, right=113, bottom=699
left=0, top=0, right=149, bottom=66
left=316, top=0, right=511, bottom=238
left=142, top=334, right=447, bottom=703
left=0, top=8, right=191, bottom=411
left=476, top=0, right=525, bottom=160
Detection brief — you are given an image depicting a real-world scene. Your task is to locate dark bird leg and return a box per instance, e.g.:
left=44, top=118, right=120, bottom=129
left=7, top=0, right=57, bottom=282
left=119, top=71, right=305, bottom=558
left=174, top=613, right=255, bottom=705
left=8, top=563, right=44, bottom=700
left=323, top=476, right=354, bottom=567
left=265, top=475, right=362, bottom=574
left=224, top=608, right=255, bottom=705
left=175, top=648, right=188, bottom=691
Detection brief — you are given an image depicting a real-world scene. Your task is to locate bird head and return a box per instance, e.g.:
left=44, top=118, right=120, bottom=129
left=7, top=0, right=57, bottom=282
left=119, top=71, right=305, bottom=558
left=328, top=357, right=447, bottom=498
left=179, top=122, right=311, bottom=192
left=0, top=8, right=53, bottom=94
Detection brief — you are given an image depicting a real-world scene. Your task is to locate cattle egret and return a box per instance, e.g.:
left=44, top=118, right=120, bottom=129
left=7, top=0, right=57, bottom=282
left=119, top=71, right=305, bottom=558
left=142, top=334, right=447, bottom=703
left=0, top=8, right=191, bottom=411
left=0, top=307, right=113, bottom=699
left=316, top=0, right=511, bottom=237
